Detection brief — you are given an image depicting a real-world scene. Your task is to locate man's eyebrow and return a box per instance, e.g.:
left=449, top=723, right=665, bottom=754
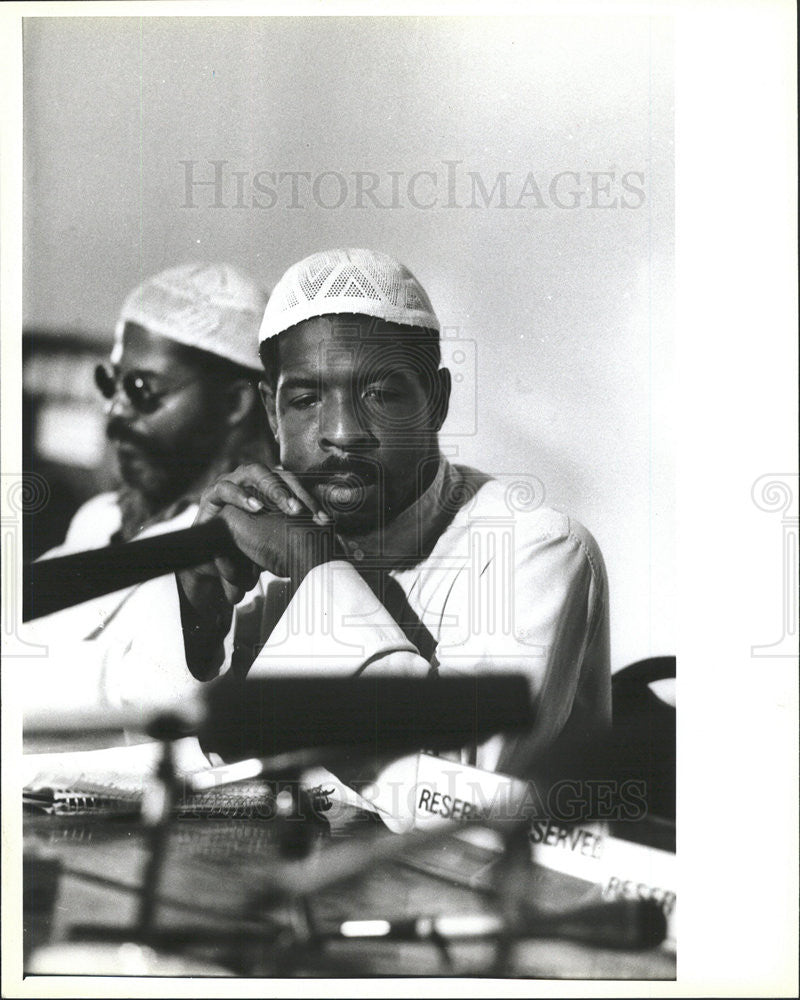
left=278, top=375, right=320, bottom=392
left=360, top=365, right=408, bottom=382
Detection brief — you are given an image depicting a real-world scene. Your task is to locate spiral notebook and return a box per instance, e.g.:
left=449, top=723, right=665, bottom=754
left=22, top=738, right=278, bottom=819
left=22, top=780, right=278, bottom=819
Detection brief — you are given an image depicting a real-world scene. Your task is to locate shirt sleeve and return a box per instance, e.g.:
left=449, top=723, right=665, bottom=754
left=434, top=514, right=611, bottom=773
left=246, top=560, right=431, bottom=678
left=22, top=499, right=216, bottom=738
left=37, top=493, right=121, bottom=559
left=20, top=574, right=218, bottom=731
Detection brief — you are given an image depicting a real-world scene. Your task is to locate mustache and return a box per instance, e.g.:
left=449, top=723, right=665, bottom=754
left=302, top=455, right=381, bottom=487
left=106, top=417, right=160, bottom=457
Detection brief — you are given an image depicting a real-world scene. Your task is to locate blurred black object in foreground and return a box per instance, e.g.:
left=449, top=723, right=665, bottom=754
left=200, top=673, right=535, bottom=762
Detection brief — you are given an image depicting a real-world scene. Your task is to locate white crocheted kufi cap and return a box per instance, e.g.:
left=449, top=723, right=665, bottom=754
left=113, top=263, right=268, bottom=371
left=258, top=248, right=440, bottom=343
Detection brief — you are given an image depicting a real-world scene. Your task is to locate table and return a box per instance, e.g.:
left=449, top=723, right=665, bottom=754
left=23, top=805, right=677, bottom=980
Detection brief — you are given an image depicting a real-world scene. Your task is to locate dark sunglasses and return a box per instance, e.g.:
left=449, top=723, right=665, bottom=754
left=94, top=363, right=201, bottom=415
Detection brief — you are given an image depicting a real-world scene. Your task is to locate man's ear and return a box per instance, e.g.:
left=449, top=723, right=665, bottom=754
left=259, top=380, right=279, bottom=438
left=223, top=379, right=259, bottom=428
left=430, top=367, right=452, bottom=432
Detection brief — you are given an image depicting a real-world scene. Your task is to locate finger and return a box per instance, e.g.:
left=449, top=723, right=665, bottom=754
left=205, top=478, right=266, bottom=515
left=272, top=468, right=331, bottom=524
left=213, top=552, right=260, bottom=586
left=213, top=555, right=241, bottom=583
left=187, top=560, right=221, bottom=581
left=214, top=557, right=261, bottom=604
left=208, top=463, right=328, bottom=522
left=220, top=579, right=246, bottom=606
left=212, top=464, right=305, bottom=517
left=253, top=473, right=307, bottom=517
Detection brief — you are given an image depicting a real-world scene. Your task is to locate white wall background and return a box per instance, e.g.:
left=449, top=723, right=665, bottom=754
left=23, top=14, right=673, bottom=671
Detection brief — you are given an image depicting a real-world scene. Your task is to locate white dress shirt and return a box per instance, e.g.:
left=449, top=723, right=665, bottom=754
left=226, top=459, right=610, bottom=774
left=21, top=493, right=205, bottom=725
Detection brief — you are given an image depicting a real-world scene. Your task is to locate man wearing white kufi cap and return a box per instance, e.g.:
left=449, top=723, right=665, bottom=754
left=23, top=263, right=270, bottom=735
left=40, top=262, right=269, bottom=550
left=178, top=248, right=611, bottom=782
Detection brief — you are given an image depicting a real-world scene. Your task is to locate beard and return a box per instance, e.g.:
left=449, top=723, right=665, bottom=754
left=107, top=417, right=213, bottom=536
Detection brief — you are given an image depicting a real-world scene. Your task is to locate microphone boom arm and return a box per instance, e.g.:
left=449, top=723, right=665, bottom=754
left=22, top=518, right=235, bottom=622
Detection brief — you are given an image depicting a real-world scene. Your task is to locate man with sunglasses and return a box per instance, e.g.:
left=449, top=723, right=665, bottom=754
left=24, top=263, right=269, bottom=724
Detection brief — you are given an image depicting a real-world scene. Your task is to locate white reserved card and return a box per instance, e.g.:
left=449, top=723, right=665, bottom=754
left=364, top=752, right=676, bottom=942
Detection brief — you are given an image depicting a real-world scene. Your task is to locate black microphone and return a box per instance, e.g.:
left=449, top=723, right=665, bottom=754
left=22, top=519, right=235, bottom=622
left=199, top=674, right=535, bottom=761
left=333, top=897, right=668, bottom=950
